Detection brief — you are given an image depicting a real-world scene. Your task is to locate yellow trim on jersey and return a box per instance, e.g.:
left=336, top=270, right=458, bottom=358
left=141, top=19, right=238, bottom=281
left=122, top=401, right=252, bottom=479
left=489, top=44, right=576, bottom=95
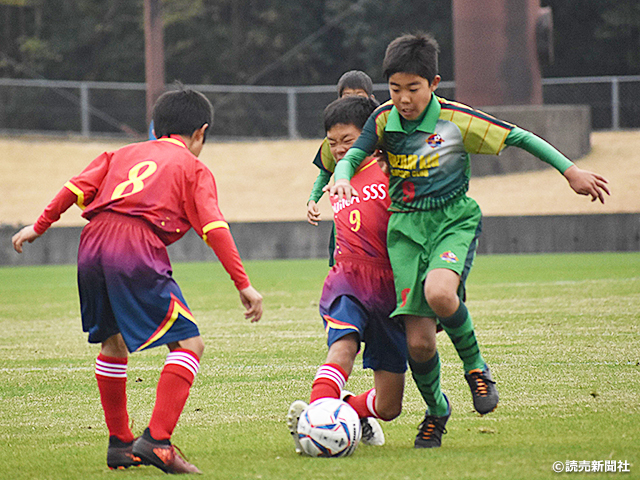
left=375, top=102, right=394, bottom=140
left=356, top=157, right=378, bottom=173
left=202, top=220, right=229, bottom=243
left=158, top=137, right=187, bottom=148
left=320, top=139, right=336, bottom=172
left=64, top=181, right=86, bottom=210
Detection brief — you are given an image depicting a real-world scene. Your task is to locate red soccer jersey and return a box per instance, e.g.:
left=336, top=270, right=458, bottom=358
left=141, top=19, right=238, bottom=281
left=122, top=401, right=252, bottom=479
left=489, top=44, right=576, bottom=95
left=35, top=136, right=250, bottom=289
left=331, top=157, right=391, bottom=263
left=68, top=137, right=225, bottom=244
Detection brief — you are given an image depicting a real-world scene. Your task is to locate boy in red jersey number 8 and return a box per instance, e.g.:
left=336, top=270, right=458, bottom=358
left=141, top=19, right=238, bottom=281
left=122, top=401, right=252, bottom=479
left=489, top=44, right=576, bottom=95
left=12, top=87, right=263, bottom=474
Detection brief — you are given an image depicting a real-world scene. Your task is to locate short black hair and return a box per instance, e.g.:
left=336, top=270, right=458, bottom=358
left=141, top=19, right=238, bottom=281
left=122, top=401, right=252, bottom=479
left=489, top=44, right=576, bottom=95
left=323, top=95, right=379, bottom=133
left=382, top=33, right=439, bottom=83
left=152, top=85, right=214, bottom=140
left=336, top=70, right=374, bottom=97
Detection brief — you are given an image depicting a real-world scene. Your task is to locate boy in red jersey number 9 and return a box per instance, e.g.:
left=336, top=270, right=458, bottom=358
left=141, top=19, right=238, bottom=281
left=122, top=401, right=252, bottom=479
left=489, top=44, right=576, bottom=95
left=289, top=94, right=453, bottom=452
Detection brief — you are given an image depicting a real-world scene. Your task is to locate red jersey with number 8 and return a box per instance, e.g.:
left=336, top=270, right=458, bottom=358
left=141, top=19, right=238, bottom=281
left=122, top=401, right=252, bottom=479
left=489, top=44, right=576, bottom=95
left=67, top=136, right=224, bottom=245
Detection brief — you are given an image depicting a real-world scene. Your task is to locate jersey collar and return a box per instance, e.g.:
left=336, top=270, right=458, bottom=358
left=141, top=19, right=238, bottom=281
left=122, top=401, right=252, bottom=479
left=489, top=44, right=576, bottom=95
left=354, top=156, right=377, bottom=174
left=158, top=135, right=188, bottom=149
left=386, top=93, right=441, bottom=134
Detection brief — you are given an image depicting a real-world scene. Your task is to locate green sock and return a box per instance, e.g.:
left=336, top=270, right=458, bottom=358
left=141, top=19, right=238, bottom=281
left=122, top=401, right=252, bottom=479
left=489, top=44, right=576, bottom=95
left=408, top=351, right=449, bottom=417
left=439, top=301, right=485, bottom=373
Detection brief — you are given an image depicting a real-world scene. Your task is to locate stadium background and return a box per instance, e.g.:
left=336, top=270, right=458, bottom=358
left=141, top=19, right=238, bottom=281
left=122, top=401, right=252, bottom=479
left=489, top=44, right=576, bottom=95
left=1, top=0, right=640, bottom=264
left=1, top=128, right=639, bottom=266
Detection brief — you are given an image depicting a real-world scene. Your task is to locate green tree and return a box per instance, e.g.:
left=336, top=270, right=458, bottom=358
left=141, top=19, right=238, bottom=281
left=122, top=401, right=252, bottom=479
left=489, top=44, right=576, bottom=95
left=3, top=0, right=639, bottom=84
left=542, top=0, right=640, bottom=76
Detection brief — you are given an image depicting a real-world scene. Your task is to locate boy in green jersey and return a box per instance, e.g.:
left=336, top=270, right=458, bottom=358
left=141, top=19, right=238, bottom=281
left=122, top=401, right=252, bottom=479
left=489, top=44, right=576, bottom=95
left=330, top=33, right=610, bottom=445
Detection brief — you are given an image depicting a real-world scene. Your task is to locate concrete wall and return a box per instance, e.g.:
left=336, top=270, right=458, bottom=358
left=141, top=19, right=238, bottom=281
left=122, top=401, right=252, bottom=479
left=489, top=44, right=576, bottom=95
left=478, top=214, right=640, bottom=254
left=2, top=214, right=638, bottom=267
left=471, top=105, right=591, bottom=176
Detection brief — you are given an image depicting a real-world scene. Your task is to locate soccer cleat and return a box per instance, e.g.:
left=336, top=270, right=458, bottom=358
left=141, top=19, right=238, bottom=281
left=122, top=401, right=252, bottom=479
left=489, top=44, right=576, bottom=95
left=414, top=395, right=450, bottom=448
left=360, top=417, right=385, bottom=446
left=286, top=400, right=308, bottom=455
left=132, top=428, right=202, bottom=474
left=465, top=363, right=499, bottom=415
left=107, top=436, right=142, bottom=470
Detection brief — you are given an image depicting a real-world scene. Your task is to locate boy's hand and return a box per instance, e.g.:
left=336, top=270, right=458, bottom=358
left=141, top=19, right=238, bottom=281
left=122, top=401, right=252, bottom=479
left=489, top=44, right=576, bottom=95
left=563, top=165, right=611, bottom=204
left=307, top=200, right=322, bottom=226
left=239, top=285, right=263, bottom=323
left=327, top=179, right=358, bottom=201
left=12, top=225, right=41, bottom=253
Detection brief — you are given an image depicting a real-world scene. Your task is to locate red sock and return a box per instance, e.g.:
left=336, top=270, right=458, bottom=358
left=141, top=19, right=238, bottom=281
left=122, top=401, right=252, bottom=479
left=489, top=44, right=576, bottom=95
left=148, top=349, right=200, bottom=441
left=345, top=388, right=379, bottom=419
left=95, top=353, right=134, bottom=443
left=310, top=363, right=348, bottom=403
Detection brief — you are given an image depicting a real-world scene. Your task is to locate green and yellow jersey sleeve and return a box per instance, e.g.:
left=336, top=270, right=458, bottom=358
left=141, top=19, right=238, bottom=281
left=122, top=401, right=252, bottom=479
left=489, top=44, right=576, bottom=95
left=312, top=138, right=336, bottom=173
left=309, top=139, right=337, bottom=202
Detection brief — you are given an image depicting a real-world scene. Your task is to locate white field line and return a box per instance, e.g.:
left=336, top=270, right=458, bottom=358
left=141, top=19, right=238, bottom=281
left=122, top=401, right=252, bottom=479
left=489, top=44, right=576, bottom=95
left=0, top=364, right=318, bottom=373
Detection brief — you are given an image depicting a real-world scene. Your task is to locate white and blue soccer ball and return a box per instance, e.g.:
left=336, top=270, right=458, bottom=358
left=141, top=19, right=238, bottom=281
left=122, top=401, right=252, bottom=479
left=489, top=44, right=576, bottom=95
left=297, top=398, right=362, bottom=457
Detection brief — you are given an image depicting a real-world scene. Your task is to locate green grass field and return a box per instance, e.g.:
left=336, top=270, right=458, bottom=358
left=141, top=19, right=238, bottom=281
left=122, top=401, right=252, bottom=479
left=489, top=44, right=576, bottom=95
left=1, top=253, right=638, bottom=479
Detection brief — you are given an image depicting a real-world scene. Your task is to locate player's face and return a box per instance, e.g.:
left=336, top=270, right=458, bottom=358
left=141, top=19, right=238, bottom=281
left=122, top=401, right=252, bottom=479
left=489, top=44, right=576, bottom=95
left=340, top=88, right=370, bottom=98
left=388, top=72, right=440, bottom=121
left=327, top=123, right=362, bottom=162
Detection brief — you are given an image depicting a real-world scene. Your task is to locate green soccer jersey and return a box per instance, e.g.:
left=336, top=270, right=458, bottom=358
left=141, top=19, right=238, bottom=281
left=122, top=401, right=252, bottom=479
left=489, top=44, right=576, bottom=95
left=335, top=94, right=575, bottom=212
left=309, top=138, right=335, bottom=203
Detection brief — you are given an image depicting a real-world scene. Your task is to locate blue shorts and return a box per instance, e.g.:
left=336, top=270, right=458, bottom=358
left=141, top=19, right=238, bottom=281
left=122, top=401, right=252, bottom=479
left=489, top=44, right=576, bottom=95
left=319, top=259, right=407, bottom=374
left=77, top=212, right=200, bottom=352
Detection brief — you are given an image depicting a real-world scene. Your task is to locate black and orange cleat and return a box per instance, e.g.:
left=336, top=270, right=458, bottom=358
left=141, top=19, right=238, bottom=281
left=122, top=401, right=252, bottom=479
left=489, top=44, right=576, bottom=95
left=132, top=428, right=202, bottom=474
left=107, top=436, right=142, bottom=470
left=465, top=363, right=499, bottom=415
left=414, top=394, right=450, bottom=448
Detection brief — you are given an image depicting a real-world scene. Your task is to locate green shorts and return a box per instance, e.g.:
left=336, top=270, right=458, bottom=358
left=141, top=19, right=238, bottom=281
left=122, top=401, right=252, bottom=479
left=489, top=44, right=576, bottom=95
left=387, top=195, right=482, bottom=319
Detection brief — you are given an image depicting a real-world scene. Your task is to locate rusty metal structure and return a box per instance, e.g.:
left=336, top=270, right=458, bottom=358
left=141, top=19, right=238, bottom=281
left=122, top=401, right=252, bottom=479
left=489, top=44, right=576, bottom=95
left=144, top=0, right=165, bottom=124
left=452, top=0, right=551, bottom=106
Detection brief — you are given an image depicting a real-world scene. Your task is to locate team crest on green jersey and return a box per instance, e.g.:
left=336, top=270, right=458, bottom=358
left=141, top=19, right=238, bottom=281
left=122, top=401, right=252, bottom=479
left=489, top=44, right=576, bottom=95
left=440, top=251, right=458, bottom=263
left=426, top=133, right=444, bottom=148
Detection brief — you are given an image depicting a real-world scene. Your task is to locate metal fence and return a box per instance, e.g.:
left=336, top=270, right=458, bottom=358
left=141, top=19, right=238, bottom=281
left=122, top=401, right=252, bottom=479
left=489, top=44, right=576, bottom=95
left=0, top=76, right=639, bottom=139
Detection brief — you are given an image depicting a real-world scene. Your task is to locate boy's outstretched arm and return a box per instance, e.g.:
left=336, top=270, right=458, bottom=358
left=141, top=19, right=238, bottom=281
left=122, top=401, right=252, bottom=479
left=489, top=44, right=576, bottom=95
left=11, top=225, right=41, bottom=253
left=563, top=165, right=610, bottom=203
left=12, top=184, right=80, bottom=253
left=505, top=127, right=611, bottom=203
left=239, top=285, right=263, bottom=323
left=329, top=146, right=370, bottom=200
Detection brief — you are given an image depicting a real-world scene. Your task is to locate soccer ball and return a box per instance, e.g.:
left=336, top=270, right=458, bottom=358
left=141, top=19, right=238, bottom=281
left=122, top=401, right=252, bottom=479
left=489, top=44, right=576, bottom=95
left=297, top=398, right=362, bottom=457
